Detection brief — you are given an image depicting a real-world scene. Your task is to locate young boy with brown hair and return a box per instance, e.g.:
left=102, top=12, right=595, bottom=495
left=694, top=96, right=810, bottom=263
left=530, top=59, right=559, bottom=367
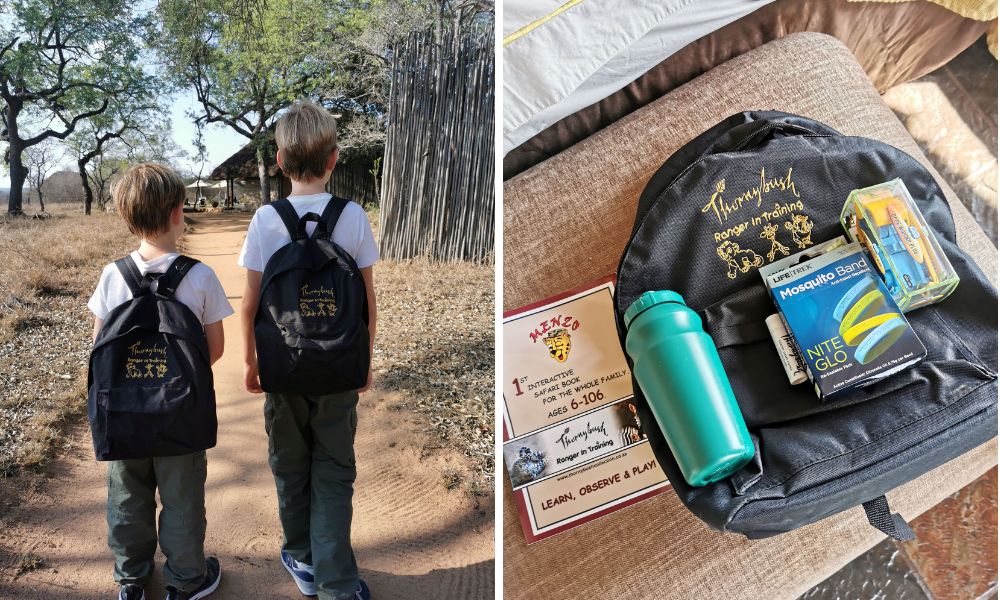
left=88, top=163, right=232, bottom=600
left=238, top=100, right=378, bottom=600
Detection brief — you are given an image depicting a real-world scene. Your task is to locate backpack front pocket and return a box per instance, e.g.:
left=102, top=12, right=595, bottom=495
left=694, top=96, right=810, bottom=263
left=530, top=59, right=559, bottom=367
left=701, top=285, right=996, bottom=498
left=95, top=378, right=195, bottom=458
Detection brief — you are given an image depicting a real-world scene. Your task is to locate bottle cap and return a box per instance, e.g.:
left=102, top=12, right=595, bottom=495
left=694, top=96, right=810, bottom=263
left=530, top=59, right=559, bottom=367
left=624, top=290, right=685, bottom=327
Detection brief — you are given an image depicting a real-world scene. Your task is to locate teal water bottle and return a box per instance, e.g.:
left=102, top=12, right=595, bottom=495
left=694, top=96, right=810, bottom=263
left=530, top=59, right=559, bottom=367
left=624, top=290, right=754, bottom=487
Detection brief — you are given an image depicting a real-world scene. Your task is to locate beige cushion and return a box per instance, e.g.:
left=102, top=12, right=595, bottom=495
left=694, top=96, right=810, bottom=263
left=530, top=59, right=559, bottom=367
left=502, top=32, right=997, bottom=599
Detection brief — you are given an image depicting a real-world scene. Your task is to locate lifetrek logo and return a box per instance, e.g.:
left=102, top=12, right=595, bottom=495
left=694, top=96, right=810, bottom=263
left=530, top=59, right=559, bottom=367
left=777, top=271, right=835, bottom=300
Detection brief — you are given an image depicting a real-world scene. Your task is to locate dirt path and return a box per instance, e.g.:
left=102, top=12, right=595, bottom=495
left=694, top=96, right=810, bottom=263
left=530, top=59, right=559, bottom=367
left=0, top=211, right=494, bottom=599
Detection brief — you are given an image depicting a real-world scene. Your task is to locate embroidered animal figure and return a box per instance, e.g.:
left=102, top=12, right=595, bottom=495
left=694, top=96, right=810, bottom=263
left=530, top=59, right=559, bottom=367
left=760, top=222, right=790, bottom=261
left=785, top=214, right=814, bottom=249
left=126, top=361, right=142, bottom=379
left=543, top=328, right=571, bottom=362
left=716, top=241, right=764, bottom=279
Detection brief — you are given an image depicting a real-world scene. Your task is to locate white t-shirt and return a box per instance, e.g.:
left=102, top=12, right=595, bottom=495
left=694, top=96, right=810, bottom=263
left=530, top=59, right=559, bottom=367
left=88, top=251, right=235, bottom=326
left=237, top=193, right=379, bottom=272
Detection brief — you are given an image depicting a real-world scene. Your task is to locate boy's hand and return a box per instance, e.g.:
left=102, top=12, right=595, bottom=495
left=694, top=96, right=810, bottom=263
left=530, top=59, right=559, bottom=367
left=359, top=367, right=373, bottom=393
left=244, top=362, right=263, bottom=394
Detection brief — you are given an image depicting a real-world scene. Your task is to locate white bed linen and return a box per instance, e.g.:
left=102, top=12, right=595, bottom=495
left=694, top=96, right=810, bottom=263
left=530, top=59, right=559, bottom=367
left=503, top=0, right=776, bottom=155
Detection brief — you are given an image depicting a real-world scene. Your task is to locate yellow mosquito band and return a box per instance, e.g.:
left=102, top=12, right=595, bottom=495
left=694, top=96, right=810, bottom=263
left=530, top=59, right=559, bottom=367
left=841, top=312, right=901, bottom=346
left=838, top=289, right=886, bottom=338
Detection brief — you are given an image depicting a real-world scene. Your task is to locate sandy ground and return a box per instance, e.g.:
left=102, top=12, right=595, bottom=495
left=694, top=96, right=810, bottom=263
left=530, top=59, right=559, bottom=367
left=0, top=211, right=494, bottom=599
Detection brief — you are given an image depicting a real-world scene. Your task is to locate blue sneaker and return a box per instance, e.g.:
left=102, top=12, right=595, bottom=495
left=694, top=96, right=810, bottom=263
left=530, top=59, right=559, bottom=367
left=117, top=583, right=145, bottom=600
left=354, top=579, right=372, bottom=600
left=281, top=550, right=316, bottom=596
left=165, top=557, right=221, bottom=600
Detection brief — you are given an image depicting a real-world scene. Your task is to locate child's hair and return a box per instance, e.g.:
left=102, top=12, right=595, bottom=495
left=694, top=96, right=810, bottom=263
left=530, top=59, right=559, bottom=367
left=275, top=100, right=339, bottom=182
left=112, top=163, right=186, bottom=239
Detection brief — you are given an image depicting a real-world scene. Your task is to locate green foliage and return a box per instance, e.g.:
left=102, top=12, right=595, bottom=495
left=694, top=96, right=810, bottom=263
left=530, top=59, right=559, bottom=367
left=0, top=0, right=151, bottom=138
left=0, top=0, right=157, bottom=213
left=155, top=0, right=331, bottom=139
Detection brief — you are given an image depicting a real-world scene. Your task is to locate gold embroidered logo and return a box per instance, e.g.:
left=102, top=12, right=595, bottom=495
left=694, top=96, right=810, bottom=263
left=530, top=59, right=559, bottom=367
left=702, top=167, right=800, bottom=225
left=126, top=341, right=168, bottom=379
left=760, top=222, right=790, bottom=261
left=702, top=165, right=813, bottom=280
left=785, top=213, right=814, bottom=249
left=299, top=284, right=338, bottom=317
left=716, top=241, right=764, bottom=280
left=542, top=328, right=571, bottom=363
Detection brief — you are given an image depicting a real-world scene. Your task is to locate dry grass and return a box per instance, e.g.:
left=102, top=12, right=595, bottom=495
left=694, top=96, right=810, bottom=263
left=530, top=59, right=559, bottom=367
left=372, top=257, right=494, bottom=492
left=0, top=205, right=134, bottom=474
left=0, top=203, right=496, bottom=498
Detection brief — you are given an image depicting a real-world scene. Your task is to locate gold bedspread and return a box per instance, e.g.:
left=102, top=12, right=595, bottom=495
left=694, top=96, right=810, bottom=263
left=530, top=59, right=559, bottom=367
left=849, top=0, right=996, bottom=21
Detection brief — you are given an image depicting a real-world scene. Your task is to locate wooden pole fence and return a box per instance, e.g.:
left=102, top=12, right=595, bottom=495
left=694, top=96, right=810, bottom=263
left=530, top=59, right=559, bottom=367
left=378, top=29, right=494, bottom=263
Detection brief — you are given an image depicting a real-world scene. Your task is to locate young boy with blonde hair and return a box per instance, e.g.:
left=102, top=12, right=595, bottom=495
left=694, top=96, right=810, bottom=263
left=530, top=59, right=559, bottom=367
left=88, top=163, right=233, bottom=600
left=238, top=100, right=378, bottom=600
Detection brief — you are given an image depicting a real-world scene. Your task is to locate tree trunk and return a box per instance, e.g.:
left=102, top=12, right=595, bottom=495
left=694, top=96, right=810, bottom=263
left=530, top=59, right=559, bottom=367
left=256, top=142, right=271, bottom=205
left=6, top=140, right=27, bottom=215
left=4, top=98, right=26, bottom=215
left=78, top=158, right=95, bottom=215
left=37, top=188, right=44, bottom=213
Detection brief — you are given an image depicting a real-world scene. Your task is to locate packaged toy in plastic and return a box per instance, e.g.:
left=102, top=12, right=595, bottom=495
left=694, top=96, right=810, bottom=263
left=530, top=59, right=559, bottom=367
left=841, top=179, right=959, bottom=312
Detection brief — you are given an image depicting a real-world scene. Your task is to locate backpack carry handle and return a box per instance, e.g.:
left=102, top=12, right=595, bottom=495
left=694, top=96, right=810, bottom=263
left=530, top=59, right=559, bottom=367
left=114, top=255, right=199, bottom=299
left=271, top=197, right=350, bottom=242
left=297, top=212, right=324, bottom=238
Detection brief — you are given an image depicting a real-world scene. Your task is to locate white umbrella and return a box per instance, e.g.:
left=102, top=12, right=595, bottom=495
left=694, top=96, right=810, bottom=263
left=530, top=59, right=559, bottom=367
left=186, top=179, right=212, bottom=188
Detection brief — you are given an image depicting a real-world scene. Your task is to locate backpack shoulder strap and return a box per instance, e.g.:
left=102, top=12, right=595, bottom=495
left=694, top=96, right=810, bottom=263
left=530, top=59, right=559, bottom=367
left=314, top=196, right=350, bottom=239
left=271, top=198, right=303, bottom=240
left=114, top=256, right=148, bottom=297
left=156, top=255, right=201, bottom=299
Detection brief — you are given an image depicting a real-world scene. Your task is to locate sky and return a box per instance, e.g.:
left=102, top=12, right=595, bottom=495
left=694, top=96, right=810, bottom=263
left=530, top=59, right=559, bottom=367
left=1, top=89, right=248, bottom=190
left=0, top=0, right=252, bottom=189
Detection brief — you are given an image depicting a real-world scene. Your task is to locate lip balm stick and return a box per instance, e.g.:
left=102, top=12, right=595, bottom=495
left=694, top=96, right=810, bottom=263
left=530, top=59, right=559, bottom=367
left=765, top=314, right=808, bottom=385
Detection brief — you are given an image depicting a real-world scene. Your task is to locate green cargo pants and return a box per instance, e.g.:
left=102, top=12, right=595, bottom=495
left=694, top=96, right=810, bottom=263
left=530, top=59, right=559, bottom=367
left=264, top=390, right=359, bottom=600
left=106, top=451, right=207, bottom=591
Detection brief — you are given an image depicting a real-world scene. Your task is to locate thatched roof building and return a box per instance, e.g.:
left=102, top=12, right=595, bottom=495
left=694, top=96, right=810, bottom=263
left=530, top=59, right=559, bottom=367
left=209, top=139, right=381, bottom=207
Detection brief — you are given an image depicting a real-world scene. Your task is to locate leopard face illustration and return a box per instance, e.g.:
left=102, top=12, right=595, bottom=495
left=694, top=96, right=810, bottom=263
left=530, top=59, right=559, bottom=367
left=542, top=328, right=571, bottom=363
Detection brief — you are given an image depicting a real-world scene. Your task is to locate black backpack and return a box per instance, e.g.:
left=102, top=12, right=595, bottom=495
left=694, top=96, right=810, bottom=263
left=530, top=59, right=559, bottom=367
left=255, top=197, right=370, bottom=395
left=614, top=111, right=998, bottom=540
left=87, top=255, right=217, bottom=461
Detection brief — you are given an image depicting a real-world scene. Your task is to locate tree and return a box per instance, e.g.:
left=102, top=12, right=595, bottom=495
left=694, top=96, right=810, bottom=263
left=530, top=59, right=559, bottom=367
left=0, top=0, right=150, bottom=215
left=85, top=128, right=187, bottom=211
left=66, top=79, right=162, bottom=214
left=23, top=138, right=60, bottom=212
left=155, top=0, right=329, bottom=205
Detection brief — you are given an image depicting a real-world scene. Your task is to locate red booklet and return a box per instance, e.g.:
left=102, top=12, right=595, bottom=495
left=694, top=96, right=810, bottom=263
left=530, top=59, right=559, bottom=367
left=502, top=276, right=670, bottom=543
